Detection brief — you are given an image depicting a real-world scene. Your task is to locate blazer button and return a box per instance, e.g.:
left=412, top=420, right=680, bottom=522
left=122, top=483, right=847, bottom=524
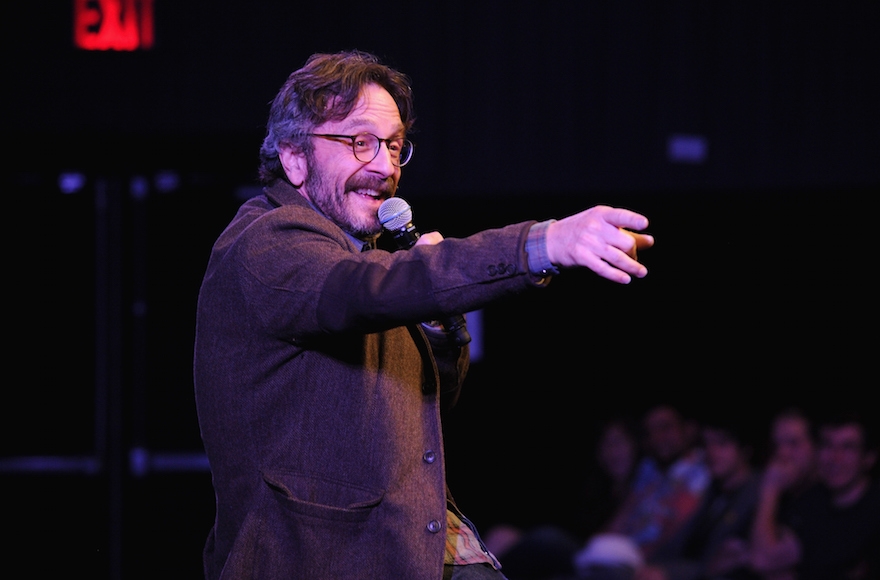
left=423, top=450, right=436, bottom=464
left=487, top=264, right=498, bottom=276
left=427, top=520, right=443, bottom=533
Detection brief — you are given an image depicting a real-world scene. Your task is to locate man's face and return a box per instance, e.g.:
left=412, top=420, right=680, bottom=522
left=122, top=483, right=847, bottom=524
left=643, top=406, right=688, bottom=465
left=771, top=416, right=816, bottom=482
left=597, top=423, right=638, bottom=482
left=817, top=424, right=870, bottom=492
left=298, top=83, right=404, bottom=238
left=703, top=428, right=743, bottom=482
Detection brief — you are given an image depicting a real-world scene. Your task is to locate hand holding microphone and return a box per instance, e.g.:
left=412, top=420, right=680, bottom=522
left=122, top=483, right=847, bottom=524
left=378, top=197, right=471, bottom=346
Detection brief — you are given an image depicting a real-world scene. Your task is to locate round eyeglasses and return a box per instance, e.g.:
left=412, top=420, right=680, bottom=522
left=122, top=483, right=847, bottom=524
left=310, top=132, right=414, bottom=167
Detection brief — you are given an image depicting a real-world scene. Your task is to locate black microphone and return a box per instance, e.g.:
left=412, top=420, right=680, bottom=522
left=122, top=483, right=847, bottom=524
left=378, top=197, right=471, bottom=347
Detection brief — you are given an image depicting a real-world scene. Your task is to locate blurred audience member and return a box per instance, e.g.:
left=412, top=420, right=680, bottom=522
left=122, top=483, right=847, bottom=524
left=750, top=409, right=880, bottom=580
left=580, top=415, right=643, bottom=537
left=767, top=407, right=819, bottom=503
left=747, top=407, right=819, bottom=580
left=574, top=403, right=711, bottom=578
left=487, top=415, right=641, bottom=580
left=632, top=412, right=762, bottom=580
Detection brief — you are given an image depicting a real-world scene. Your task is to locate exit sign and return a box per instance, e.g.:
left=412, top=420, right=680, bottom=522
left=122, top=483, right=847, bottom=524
left=73, top=0, right=154, bottom=51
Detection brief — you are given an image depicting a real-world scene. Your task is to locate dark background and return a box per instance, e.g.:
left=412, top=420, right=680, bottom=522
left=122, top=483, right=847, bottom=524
left=3, top=2, right=878, bottom=578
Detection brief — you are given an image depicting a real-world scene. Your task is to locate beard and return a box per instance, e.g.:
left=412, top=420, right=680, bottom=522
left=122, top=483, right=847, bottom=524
left=303, top=157, right=398, bottom=239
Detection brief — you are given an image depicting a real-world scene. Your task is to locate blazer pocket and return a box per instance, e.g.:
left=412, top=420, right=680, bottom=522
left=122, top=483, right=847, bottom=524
left=262, top=469, right=384, bottom=523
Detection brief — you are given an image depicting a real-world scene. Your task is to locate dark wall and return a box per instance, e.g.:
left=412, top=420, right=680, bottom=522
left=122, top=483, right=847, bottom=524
left=4, top=2, right=878, bottom=578
left=8, top=1, right=880, bottom=191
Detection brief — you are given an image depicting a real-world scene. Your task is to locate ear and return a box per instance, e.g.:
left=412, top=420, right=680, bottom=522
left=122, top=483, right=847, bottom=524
left=279, top=143, right=308, bottom=188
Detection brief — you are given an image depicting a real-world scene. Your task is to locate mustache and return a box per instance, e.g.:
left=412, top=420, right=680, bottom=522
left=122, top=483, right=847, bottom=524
left=346, top=176, right=396, bottom=194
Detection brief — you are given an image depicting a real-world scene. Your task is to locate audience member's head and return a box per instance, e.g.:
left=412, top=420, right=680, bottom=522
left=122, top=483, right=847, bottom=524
left=758, top=406, right=820, bottom=499
left=768, top=407, right=818, bottom=489
left=815, top=410, right=877, bottom=507
left=596, top=416, right=640, bottom=487
left=641, top=403, right=697, bottom=469
left=700, top=412, right=756, bottom=490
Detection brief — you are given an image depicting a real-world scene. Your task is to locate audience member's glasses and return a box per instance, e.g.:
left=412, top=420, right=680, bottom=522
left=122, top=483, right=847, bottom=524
left=310, top=133, right=414, bottom=167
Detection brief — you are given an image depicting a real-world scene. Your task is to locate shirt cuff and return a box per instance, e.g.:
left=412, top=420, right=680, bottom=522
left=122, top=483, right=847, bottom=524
left=526, top=220, right=560, bottom=277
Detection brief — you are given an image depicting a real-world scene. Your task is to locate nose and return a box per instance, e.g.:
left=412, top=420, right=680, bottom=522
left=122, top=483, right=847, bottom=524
left=366, top=141, right=398, bottom=177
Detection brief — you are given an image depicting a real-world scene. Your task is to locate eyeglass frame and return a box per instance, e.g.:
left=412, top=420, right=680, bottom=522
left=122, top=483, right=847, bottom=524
left=309, top=132, right=414, bottom=167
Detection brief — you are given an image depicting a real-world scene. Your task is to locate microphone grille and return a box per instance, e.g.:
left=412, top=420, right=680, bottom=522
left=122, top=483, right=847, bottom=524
left=378, top=197, right=413, bottom=230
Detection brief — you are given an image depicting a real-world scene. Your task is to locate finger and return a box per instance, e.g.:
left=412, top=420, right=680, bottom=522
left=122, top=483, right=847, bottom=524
left=571, top=226, right=649, bottom=283
left=604, top=238, right=650, bottom=276
left=581, top=248, right=646, bottom=284
left=610, top=228, right=652, bottom=263
left=610, top=228, right=642, bottom=257
left=582, top=255, right=635, bottom=284
left=602, top=206, right=650, bottom=232
left=414, top=231, right=443, bottom=246
left=630, top=231, right=655, bottom=250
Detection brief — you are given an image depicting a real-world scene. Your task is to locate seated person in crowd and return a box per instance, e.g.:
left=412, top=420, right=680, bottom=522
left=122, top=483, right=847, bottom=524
left=574, top=402, right=711, bottom=578
left=486, top=415, right=641, bottom=580
left=763, top=406, right=820, bottom=510
left=633, top=412, right=763, bottom=580
left=582, top=415, right=644, bottom=537
left=749, top=409, right=880, bottom=580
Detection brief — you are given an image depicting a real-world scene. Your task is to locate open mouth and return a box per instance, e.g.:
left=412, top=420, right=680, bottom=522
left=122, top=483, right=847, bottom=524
left=350, top=188, right=387, bottom=202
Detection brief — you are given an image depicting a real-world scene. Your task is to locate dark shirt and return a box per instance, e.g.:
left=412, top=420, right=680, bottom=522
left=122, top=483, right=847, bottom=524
left=680, top=478, right=755, bottom=560
left=787, top=479, right=880, bottom=580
